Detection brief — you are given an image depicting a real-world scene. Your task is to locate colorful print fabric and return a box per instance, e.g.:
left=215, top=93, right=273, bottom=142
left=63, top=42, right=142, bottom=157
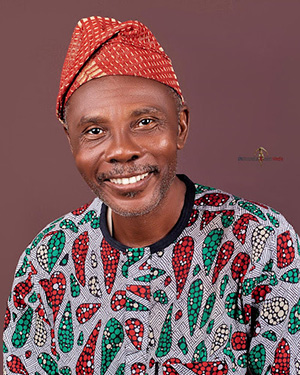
left=3, top=175, right=300, bottom=375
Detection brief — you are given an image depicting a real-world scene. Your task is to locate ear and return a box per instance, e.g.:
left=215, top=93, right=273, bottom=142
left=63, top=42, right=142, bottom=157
left=176, top=105, right=190, bottom=150
left=63, top=126, right=74, bottom=154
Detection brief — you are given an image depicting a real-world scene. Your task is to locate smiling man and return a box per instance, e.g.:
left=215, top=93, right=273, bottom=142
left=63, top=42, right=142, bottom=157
left=64, top=75, right=188, bottom=248
left=3, top=16, right=300, bottom=375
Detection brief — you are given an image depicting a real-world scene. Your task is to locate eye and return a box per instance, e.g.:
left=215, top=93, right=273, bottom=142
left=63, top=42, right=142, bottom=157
left=86, top=127, right=103, bottom=135
left=137, top=118, right=153, bottom=127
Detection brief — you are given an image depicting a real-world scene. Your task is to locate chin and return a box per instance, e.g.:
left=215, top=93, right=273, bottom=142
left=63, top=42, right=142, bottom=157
left=108, top=198, right=161, bottom=218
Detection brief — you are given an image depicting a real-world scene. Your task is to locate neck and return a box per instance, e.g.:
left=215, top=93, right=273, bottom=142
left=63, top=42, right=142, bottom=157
left=111, top=176, right=186, bottom=248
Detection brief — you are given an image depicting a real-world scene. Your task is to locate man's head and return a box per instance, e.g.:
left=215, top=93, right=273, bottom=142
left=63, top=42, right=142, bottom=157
left=57, top=17, right=189, bottom=217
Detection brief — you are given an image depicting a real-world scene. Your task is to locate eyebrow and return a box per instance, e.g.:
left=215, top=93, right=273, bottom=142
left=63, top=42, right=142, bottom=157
left=130, top=106, right=164, bottom=117
left=78, top=115, right=106, bottom=127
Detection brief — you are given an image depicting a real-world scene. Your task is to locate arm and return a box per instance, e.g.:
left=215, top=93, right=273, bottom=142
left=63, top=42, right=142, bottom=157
left=3, top=240, right=59, bottom=375
left=242, top=217, right=300, bottom=374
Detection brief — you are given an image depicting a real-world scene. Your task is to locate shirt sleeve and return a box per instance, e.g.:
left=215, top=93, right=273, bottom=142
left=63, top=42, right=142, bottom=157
left=3, top=249, right=58, bottom=375
left=242, top=217, right=300, bottom=374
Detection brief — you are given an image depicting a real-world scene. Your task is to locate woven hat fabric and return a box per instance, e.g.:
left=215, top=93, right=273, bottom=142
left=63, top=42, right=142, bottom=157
left=56, top=16, right=183, bottom=123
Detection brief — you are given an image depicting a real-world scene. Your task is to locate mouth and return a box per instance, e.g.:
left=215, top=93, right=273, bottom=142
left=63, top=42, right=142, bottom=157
left=109, top=172, right=149, bottom=186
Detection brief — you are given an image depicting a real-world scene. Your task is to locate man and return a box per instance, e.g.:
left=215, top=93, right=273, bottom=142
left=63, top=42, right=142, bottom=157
left=3, top=16, right=300, bottom=375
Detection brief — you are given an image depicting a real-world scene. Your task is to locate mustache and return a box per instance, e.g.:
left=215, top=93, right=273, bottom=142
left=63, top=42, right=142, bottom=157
left=97, top=164, right=159, bottom=182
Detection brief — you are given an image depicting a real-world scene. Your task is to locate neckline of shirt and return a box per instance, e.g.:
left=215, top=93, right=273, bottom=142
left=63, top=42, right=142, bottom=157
left=100, top=174, right=196, bottom=254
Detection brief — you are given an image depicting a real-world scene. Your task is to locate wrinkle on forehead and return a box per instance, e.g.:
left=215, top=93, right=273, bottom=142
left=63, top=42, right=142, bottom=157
left=63, top=76, right=182, bottom=125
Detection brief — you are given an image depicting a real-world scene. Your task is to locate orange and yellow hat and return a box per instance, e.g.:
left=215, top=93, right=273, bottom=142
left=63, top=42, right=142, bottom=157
left=56, top=16, right=183, bottom=123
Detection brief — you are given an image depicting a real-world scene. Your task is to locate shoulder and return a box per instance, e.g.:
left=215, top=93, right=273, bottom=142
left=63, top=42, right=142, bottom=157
left=193, top=181, right=296, bottom=230
left=23, top=197, right=103, bottom=272
left=192, top=181, right=299, bottom=256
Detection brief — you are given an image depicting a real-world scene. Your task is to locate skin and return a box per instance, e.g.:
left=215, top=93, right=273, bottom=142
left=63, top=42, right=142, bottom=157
left=64, top=76, right=189, bottom=247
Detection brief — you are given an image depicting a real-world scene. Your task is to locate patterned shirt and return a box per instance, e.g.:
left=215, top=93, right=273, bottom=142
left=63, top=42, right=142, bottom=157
left=3, top=175, right=300, bottom=375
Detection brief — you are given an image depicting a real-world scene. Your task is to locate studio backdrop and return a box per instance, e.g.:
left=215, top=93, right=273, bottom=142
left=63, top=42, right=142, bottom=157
left=1, top=1, right=299, bottom=370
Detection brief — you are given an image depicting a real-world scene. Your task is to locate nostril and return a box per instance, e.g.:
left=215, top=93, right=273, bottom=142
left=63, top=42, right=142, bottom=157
left=108, top=154, right=139, bottom=164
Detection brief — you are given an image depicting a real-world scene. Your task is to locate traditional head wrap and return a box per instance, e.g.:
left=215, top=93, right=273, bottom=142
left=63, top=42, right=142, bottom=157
left=56, top=16, right=183, bottom=123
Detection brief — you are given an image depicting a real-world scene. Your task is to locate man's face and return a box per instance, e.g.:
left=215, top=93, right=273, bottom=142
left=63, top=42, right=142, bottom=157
left=65, top=76, right=189, bottom=217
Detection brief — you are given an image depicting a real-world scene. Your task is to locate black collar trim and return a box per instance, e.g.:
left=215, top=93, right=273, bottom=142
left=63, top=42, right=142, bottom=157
left=100, top=174, right=195, bottom=254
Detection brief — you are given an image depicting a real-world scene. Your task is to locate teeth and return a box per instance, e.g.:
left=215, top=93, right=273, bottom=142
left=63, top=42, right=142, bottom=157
left=110, top=173, right=149, bottom=185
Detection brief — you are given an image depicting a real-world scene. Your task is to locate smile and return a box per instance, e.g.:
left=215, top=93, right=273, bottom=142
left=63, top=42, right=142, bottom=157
left=109, top=173, right=149, bottom=185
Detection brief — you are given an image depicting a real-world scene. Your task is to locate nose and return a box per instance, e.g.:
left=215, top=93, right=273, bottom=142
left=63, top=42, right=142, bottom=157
left=105, top=131, right=142, bottom=164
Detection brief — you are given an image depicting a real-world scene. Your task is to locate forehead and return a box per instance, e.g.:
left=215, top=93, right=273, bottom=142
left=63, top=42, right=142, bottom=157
left=66, top=76, right=177, bottom=121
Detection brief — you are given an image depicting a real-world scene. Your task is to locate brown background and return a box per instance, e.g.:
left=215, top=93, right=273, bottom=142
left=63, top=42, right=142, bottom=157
left=1, top=0, right=299, bottom=366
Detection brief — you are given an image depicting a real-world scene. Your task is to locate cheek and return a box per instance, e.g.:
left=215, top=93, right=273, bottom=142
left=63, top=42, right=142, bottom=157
left=154, top=136, right=178, bottom=160
left=73, top=149, right=100, bottom=177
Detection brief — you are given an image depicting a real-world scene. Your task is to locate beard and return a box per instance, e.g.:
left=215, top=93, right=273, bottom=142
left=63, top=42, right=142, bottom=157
left=79, top=160, right=178, bottom=217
